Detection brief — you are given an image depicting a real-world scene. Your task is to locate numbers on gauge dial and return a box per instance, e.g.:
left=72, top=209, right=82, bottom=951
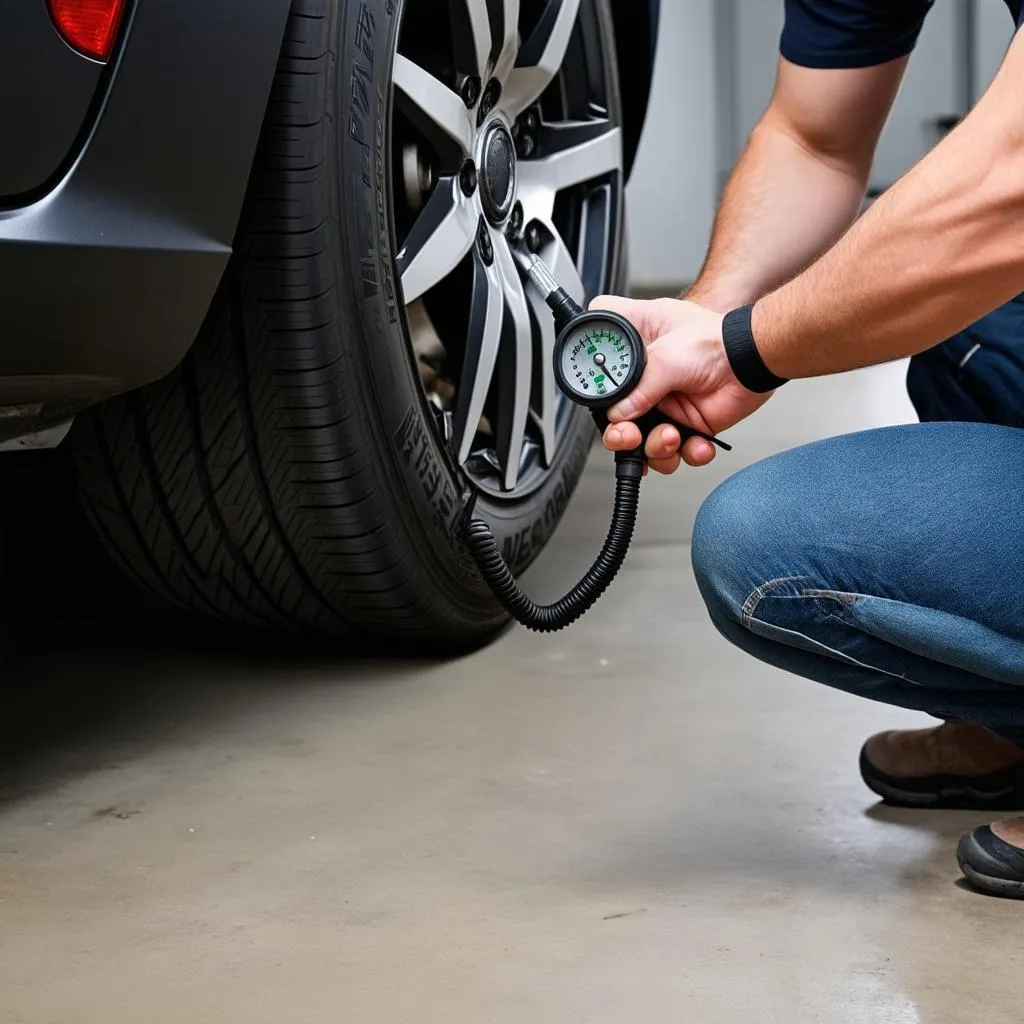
left=560, top=325, right=634, bottom=399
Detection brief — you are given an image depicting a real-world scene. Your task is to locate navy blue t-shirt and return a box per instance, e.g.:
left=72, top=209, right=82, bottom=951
left=781, top=0, right=1024, bottom=69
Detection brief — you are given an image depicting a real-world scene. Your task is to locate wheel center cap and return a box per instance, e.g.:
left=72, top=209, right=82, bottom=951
left=480, top=123, right=517, bottom=224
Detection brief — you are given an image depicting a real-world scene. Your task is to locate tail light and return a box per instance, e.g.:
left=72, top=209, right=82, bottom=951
left=48, top=0, right=128, bottom=62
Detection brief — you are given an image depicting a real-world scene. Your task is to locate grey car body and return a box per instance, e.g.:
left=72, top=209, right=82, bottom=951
left=0, top=0, right=658, bottom=441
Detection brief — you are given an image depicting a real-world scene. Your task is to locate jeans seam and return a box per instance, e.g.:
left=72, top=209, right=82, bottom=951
left=744, top=609, right=917, bottom=685
left=743, top=578, right=918, bottom=684
left=786, top=593, right=1024, bottom=690
left=741, top=576, right=813, bottom=629
left=800, top=588, right=870, bottom=605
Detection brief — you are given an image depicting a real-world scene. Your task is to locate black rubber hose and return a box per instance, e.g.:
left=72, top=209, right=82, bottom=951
left=462, top=460, right=643, bottom=633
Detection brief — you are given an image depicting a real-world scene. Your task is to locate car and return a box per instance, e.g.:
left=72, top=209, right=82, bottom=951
left=0, top=0, right=658, bottom=651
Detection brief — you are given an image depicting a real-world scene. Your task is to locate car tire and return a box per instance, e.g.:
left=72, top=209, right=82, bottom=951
left=72, top=0, right=626, bottom=652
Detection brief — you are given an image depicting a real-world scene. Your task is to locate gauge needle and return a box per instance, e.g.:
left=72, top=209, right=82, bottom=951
left=593, top=353, right=619, bottom=385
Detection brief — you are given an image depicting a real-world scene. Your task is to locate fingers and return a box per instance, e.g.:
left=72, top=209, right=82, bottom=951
left=588, top=294, right=649, bottom=332
left=681, top=436, right=717, bottom=468
left=647, top=437, right=716, bottom=474
left=589, top=295, right=680, bottom=344
left=589, top=298, right=704, bottom=424
left=644, top=423, right=679, bottom=461
left=602, top=421, right=643, bottom=452
left=607, top=342, right=676, bottom=423
left=645, top=423, right=718, bottom=469
left=644, top=425, right=715, bottom=472
left=648, top=454, right=681, bottom=475
left=604, top=421, right=679, bottom=456
left=603, top=420, right=717, bottom=476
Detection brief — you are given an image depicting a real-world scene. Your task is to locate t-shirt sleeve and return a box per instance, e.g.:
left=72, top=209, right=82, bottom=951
left=781, top=0, right=934, bottom=69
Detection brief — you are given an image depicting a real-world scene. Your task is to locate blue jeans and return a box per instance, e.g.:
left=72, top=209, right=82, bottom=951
left=907, top=293, right=1024, bottom=429
left=691, top=422, right=1024, bottom=746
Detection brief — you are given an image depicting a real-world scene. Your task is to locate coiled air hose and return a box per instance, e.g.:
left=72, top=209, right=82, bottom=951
left=461, top=453, right=644, bottom=633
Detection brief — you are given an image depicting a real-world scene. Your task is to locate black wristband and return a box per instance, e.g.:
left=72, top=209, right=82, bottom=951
left=722, top=304, right=788, bottom=394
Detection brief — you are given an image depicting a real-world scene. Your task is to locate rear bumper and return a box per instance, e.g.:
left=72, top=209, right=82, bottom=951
left=0, top=0, right=291, bottom=424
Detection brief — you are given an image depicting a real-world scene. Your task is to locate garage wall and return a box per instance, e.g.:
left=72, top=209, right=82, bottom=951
left=625, top=0, right=1016, bottom=294
left=975, top=0, right=1014, bottom=97
left=723, top=0, right=965, bottom=192
left=625, top=0, right=717, bottom=293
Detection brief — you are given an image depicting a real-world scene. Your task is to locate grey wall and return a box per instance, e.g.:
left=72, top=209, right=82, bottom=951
left=723, top=0, right=965, bottom=190
left=625, top=0, right=717, bottom=292
left=975, top=0, right=1014, bottom=96
left=872, top=2, right=963, bottom=187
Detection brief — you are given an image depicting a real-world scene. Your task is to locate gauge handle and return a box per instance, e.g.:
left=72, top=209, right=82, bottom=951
left=590, top=408, right=732, bottom=454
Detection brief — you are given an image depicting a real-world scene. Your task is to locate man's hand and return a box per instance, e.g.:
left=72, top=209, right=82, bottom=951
left=589, top=296, right=774, bottom=475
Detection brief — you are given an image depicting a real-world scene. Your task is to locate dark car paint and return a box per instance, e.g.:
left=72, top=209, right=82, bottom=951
left=0, top=0, right=291, bottom=424
left=0, top=2, right=104, bottom=199
left=613, top=0, right=658, bottom=179
left=0, top=0, right=657, bottom=432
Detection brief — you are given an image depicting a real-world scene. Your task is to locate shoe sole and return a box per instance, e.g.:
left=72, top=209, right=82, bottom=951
left=859, top=747, right=1024, bottom=811
left=957, top=832, right=1024, bottom=899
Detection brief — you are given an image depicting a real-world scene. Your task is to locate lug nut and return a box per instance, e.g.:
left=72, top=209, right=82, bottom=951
left=459, top=160, right=478, bottom=197
left=478, top=78, right=501, bottom=124
left=516, top=109, right=540, bottom=158
left=477, top=217, right=494, bottom=265
left=461, top=75, right=481, bottom=109
left=524, top=221, right=542, bottom=253
left=507, top=202, right=524, bottom=237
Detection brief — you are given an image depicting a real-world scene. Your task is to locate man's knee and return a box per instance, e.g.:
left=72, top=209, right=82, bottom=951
left=691, top=457, right=803, bottom=626
left=692, top=467, right=765, bottom=624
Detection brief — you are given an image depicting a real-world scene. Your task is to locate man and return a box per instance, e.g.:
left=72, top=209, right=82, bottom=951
left=596, top=0, right=1024, bottom=898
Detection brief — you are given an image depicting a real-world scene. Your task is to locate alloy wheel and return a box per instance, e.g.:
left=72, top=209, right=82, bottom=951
left=391, top=0, right=624, bottom=496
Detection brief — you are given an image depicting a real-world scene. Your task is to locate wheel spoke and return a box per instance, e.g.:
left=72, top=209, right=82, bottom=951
left=394, top=54, right=474, bottom=156
left=518, top=123, right=622, bottom=221
left=502, top=0, right=581, bottom=116
left=493, top=0, right=521, bottom=84
left=522, top=223, right=584, bottom=465
left=396, top=178, right=476, bottom=304
left=449, top=0, right=493, bottom=80
left=454, top=252, right=504, bottom=465
left=577, top=180, right=615, bottom=301
left=493, top=239, right=533, bottom=491
left=536, top=117, right=618, bottom=159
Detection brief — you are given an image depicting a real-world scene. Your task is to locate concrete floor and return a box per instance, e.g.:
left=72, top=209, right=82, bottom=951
left=3, top=365, right=1023, bottom=1023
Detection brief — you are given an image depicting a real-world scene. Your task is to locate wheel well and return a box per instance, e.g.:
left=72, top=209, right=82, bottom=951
left=610, top=0, right=658, bottom=180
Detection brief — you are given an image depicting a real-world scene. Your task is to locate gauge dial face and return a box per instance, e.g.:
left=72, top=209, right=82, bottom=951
left=557, top=319, right=639, bottom=404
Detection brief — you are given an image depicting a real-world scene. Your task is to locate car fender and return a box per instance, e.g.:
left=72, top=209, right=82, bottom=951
left=0, top=0, right=294, bottom=409
left=611, top=0, right=659, bottom=180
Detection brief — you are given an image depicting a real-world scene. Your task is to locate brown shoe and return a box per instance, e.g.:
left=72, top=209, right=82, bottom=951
left=860, top=722, right=1024, bottom=810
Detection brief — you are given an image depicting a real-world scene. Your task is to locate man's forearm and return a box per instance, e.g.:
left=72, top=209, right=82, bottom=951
left=687, top=119, right=868, bottom=311
left=752, top=37, right=1024, bottom=382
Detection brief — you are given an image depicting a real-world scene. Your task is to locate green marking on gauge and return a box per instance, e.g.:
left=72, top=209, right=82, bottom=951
left=594, top=374, right=606, bottom=384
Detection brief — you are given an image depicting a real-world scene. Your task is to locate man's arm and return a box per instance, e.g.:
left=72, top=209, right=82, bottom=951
left=754, top=29, right=1024, bottom=381
left=687, top=57, right=908, bottom=311
left=595, top=27, right=1024, bottom=470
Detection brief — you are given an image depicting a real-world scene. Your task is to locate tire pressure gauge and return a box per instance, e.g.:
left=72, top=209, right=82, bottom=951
left=460, top=246, right=734, bottom=635
left=555, top=310, right=645, bottom=409
left=513, top=248, right=731, bottom=453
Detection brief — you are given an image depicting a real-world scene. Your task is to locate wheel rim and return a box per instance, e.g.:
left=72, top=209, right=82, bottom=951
left=391, top=0, right=624, bottom=498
